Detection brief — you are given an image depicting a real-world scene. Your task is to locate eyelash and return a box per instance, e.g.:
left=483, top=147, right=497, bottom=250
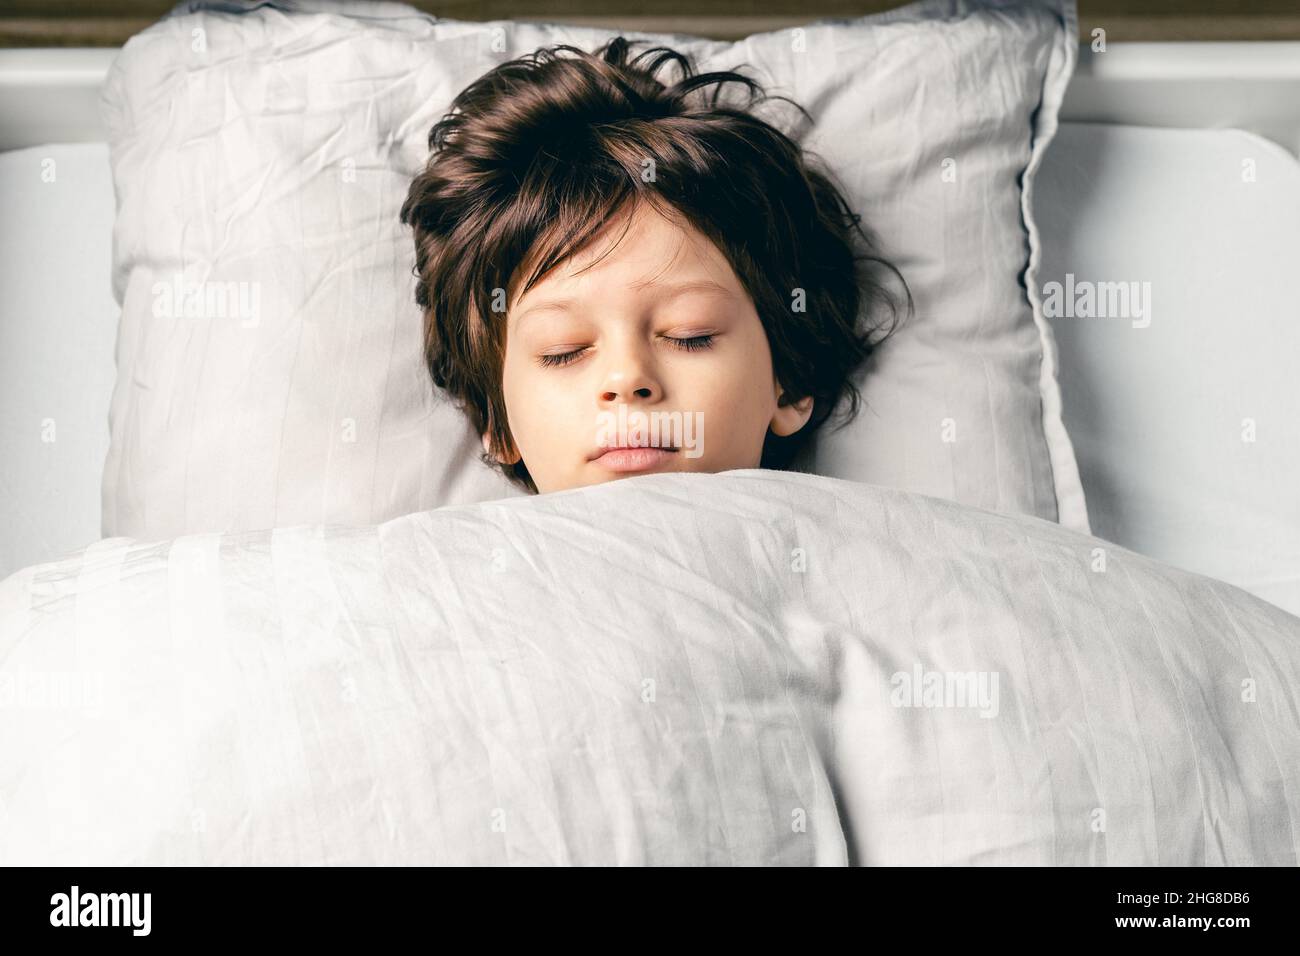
left=537, top=334, right=715, bottom=369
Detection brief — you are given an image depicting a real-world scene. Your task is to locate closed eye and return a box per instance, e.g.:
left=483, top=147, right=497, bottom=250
left=535, top=334, right=716, bottom=369
left=669, top=333, right=715, bottom=352
left=537, top=348, right=588, bottom=369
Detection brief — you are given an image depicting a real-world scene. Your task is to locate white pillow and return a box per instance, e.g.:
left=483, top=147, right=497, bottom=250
left=99, top=0, right=1089, bottom=540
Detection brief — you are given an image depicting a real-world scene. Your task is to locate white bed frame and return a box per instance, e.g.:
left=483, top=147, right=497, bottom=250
left=2, top=42, right=1300, bottom=156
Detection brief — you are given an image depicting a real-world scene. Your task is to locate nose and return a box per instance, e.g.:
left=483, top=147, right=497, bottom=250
left=598, top=339, right=662, bottom=404
left=600, top=382, right=657, bottom=403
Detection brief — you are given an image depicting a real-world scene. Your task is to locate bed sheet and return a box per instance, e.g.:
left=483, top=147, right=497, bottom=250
left=0, top=143, right=118, bottom=580
left=1035, top=121, right=1300, bottom=618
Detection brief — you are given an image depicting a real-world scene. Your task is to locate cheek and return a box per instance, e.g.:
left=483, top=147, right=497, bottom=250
left=500, top=349, right=525, bottom=410
left=499, top=350, right=540, bottom=442
left=688, top=334, right=776, bottom=443
left=727, top=327, right=775, bottom=400
left=501, top=349, right=581, bottom=459
left=701, top=360, right=765, bottom=413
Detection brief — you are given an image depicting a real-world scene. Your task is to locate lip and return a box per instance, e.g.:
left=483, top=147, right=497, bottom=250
left=591, top=446, right=679, bottom=472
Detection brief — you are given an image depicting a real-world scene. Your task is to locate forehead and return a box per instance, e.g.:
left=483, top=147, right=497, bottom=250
left=508, top=200, right=741, bottom=315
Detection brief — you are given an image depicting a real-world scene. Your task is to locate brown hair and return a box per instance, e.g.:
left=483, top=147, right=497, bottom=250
left=400, top=37, right=911, bottom=493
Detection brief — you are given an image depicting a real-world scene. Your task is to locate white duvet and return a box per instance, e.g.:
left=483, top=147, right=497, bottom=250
left=1, top=470, right=1297, bottom=865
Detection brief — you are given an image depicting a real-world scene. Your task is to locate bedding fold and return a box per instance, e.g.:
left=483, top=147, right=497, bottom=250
left=1, top=470, right=1295, bottom=865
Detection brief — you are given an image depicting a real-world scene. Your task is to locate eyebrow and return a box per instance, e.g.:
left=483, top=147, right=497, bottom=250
left=511, top=277, right=735, bottom=326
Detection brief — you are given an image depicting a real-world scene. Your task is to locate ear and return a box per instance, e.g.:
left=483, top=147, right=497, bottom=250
left=770, top=385, right=814, bottom=438
left=482, top=430, right=521, bottom=465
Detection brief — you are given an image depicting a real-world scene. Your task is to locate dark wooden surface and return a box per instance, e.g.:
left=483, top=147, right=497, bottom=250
left=3, top=1, right=1300, bottom=45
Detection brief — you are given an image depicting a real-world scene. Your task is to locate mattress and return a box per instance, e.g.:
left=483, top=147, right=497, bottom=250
left=1036, top=122, right=1300, bottom=618
left=0, top=142, right=118, bottom=580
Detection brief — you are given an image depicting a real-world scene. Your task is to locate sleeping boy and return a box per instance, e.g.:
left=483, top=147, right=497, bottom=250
left=400, top=37, right=909, bottom=495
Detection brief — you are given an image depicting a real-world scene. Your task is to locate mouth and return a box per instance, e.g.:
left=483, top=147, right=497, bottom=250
left=590, top=445, right=680, bottom=473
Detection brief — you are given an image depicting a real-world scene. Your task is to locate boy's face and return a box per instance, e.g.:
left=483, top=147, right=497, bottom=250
left=494, top=200, right=813, bottom=494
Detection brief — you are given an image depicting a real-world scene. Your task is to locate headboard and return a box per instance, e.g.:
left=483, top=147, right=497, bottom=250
left=1, top=0, right=1299, bottom=45
left=2, top=3, right=1299, bottom=154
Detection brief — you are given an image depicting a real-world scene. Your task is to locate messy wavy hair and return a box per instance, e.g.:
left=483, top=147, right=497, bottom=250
left=400, top=37, right=911, bottom=493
